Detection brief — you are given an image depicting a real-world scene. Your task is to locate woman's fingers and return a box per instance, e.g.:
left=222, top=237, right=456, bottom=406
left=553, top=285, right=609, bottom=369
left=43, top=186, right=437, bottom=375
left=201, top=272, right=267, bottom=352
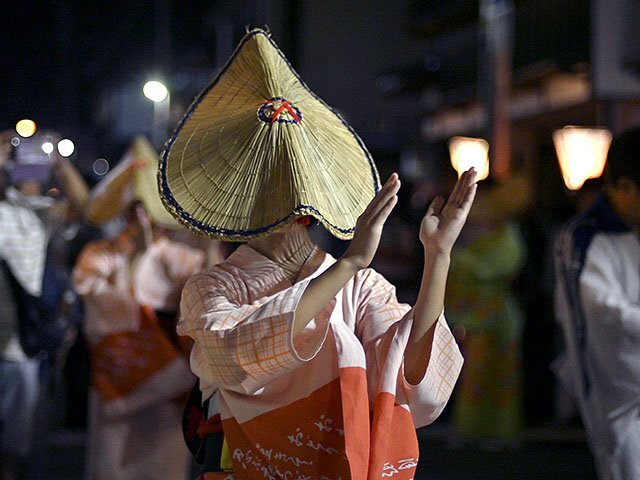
left=427, top=195, right=445, bottom=217
left=447, top=172, right=465, bottom=206
left=457, top=169, right=478, bottom=210
left=449, top=168, right=477, bottom=208
left=371, top=190, right=398, bottom=226
left=452, top=169, right=471, bottom=205
left=362, top=173, right=400, bottom=223
left=460, top=182, right=478, bottom=211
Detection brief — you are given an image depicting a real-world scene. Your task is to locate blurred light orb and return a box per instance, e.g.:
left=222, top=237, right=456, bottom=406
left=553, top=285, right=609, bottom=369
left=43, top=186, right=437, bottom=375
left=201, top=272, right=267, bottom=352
left=10, top=137, right=20, bottom=147
left=42, top=142, right=54, bottom=154
left=93, top=158, right=110, bottom=176
left=448, top=136, right=490, bottom=181
left=57, top=139, right=75, bottom=157
left=15, top=119, right=37, bottom=138
left=553, top=126, right=612, bottom=190
left=143, top=80, right=169, bottom=102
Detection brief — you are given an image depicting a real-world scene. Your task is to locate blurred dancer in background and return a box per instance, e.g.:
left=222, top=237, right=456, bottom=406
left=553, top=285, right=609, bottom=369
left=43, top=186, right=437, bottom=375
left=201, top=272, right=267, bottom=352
left=446, top=175, right=531, bottom=445
left=73, top=137, right=209, bottom=480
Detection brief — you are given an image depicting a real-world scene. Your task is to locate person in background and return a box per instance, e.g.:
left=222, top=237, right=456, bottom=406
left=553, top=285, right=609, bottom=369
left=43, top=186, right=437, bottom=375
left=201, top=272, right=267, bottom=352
left=0, top=129, right=89, bottom=480
left=446, top=175, right=531, bottom=445
left=554, top=127, right=640, bottom=480
left=73, top=137, right=209, bottom=480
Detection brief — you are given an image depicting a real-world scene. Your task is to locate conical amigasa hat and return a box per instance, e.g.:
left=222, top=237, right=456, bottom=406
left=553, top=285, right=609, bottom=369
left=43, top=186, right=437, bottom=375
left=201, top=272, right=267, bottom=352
left=88, top=136, right=179, bottom=229
left=159, top=28, right=380, bottom=241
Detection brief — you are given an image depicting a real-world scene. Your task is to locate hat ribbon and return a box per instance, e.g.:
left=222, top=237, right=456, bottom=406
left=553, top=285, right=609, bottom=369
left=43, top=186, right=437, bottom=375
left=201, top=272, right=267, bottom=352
left=259, top=98, right=301, bottom=125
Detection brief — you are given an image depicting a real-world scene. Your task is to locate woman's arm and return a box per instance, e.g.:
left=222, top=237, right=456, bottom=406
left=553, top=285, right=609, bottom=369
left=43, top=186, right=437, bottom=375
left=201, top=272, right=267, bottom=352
left=294, top=168, right=477, bottom=362
left=404, top=169, right=477, bottom=384
left=293, top=173, right=401, bottom=336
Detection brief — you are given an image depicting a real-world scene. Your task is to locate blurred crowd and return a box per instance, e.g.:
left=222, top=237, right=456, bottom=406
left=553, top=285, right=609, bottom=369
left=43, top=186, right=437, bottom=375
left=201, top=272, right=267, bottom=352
left=0, top=131, right=229, bottom=480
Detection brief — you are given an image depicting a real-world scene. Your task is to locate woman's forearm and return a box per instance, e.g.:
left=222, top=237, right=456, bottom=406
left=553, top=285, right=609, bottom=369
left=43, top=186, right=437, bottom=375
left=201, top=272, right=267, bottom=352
left=403, top=247, right=451, bottom=384
left=293, top=258, right=359, bottom=336
left=294, top=174, right=401, bottom=336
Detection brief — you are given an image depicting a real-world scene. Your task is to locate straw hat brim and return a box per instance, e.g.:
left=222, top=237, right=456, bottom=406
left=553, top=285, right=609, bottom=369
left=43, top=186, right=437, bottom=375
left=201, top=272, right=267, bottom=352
left=158, top=28, right=380, bottom=241
left=130, top=137, right=180, bottom=229
left=87, top=136, right=180, bottom=228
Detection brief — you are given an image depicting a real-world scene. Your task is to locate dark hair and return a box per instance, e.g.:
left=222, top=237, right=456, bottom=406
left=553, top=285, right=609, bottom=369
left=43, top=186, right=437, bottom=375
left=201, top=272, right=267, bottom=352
left=606, top=127, right=640, bottom=186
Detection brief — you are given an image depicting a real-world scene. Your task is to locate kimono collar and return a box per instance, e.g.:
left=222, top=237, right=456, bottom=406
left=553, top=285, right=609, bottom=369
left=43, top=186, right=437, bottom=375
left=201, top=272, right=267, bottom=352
left=228, top=244, right=329, bottom=286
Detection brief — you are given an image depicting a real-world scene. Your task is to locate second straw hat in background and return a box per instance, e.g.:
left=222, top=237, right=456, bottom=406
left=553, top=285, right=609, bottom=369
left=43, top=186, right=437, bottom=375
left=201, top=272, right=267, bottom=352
left=159, top=28, right=381, bottom=241
left=88, top=136, right=179, bottom=228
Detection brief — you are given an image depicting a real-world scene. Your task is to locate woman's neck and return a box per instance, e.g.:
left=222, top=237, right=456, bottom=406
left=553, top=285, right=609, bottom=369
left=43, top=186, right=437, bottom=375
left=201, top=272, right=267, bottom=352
left=248, top=224, right=315, bottom=278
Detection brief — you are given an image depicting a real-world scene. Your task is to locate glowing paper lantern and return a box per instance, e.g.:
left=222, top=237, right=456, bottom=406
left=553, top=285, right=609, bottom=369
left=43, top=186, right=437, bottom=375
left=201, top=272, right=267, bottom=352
left=553, top=126, right=612, bottom=191
left=448, top=136, right=490, bottom=180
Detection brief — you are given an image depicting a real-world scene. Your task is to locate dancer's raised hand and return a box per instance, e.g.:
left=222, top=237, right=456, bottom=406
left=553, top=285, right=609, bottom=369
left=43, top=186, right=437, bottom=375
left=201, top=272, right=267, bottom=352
left=342, top=173, right=400, bottom=271
left=419, top=168, right=478, bottom=254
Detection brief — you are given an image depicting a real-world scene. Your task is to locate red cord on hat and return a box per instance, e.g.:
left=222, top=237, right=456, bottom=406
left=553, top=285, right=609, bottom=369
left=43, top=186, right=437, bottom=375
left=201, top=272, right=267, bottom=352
left=271, top=100, right=301, bottom=124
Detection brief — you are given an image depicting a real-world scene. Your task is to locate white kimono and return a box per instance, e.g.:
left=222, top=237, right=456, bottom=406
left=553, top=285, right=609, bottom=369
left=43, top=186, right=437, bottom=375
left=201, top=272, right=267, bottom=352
left=554, top=195, right=640, bottom=480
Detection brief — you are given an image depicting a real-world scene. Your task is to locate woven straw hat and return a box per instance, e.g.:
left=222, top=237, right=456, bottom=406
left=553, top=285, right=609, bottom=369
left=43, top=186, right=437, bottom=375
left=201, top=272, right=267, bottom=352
left=88, top=136, right=179, bottom=228
left=159, top=28, right=380, bottom=241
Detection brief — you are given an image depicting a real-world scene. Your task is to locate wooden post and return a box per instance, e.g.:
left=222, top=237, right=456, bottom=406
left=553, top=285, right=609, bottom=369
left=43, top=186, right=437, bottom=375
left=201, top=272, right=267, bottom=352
left=479, top=0, right=514, bottom=181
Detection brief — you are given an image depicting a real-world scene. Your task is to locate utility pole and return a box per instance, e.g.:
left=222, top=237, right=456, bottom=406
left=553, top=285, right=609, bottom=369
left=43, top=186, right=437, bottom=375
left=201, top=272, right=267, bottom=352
left=479, top=0, right=514, bottom=181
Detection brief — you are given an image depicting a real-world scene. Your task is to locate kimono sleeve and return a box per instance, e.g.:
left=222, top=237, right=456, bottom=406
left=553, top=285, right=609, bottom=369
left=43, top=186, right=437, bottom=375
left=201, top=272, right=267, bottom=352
left=354, top=269, right=463, bottom=428
left=133, top=237, right=206, bottom=312
left=73, top=241, right=139, bottom=340
left=178, top=268, right=332, bottom=394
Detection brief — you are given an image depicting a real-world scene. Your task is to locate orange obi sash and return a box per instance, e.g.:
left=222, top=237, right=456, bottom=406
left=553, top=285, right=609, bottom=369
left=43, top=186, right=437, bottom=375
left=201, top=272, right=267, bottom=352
left=90, top=305, right=182, bottom=401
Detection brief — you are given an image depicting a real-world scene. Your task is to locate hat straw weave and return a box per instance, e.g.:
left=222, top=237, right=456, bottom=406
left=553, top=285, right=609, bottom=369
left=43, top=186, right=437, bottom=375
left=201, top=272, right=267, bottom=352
left=159, top=28, right=380, bottom=241
left=88, top=136, right=179, bottom=229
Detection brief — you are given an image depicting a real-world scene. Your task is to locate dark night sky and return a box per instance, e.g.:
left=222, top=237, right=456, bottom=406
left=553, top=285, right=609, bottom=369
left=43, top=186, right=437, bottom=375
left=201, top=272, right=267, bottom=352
left=1, top=1, right=205, bottom=128
left=0, top=0, right=269, bottom=172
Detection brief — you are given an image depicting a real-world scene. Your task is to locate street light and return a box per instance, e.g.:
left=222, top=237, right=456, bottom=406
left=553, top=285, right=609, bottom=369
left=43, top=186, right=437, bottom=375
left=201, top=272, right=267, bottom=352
left=16, top=119, right=37, bottom=138
left=143, top=79, right=170, bottom=149
left=42, top=142, right=54, bottom=155
left=57, top=139, right=75, bottom=157
left=143, top=80, right=169, bottom=103
left=448, top=136, right=490, bottom=181
left=553, top=126, right=612, bottom=191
